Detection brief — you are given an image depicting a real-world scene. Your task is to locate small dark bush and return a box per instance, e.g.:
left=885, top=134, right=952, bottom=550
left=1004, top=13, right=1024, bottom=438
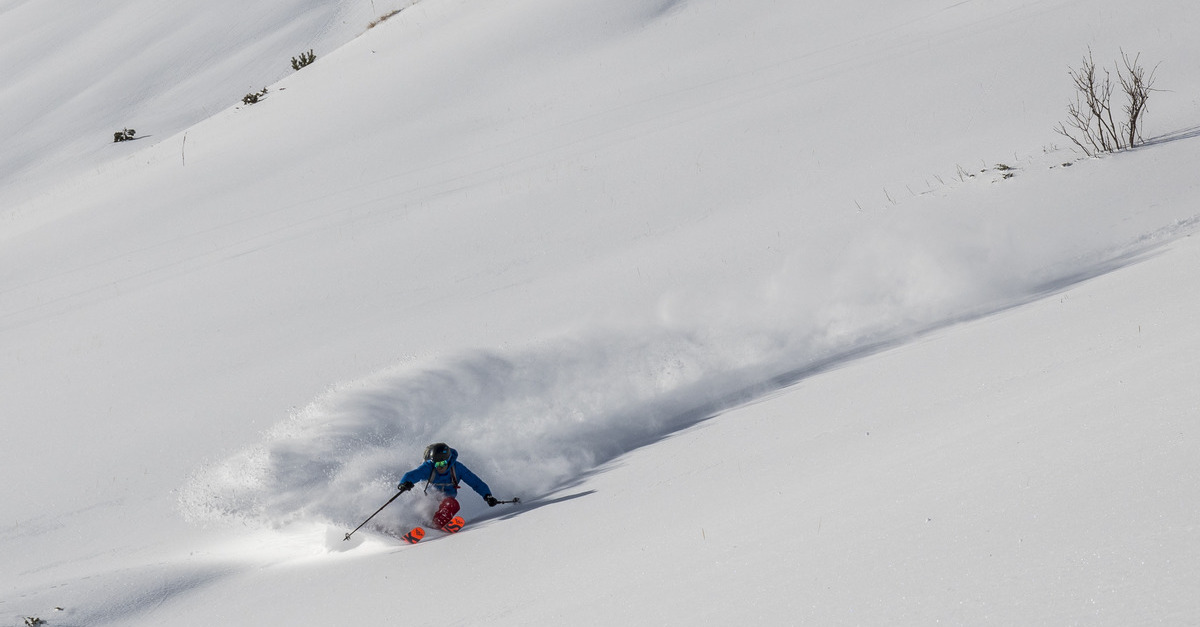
left=113, top=128, right=136, bottom=142
left=291, top=49, right=316, bottom=71
left=242, top=88, right=268, bottom=105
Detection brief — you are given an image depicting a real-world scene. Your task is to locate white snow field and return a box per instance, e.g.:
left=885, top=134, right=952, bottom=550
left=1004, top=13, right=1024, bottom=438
left=2, top=0, right=1199, bottom=624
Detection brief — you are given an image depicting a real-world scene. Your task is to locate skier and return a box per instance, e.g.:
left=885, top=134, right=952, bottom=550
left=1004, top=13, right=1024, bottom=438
left=398, top=442, right=499, bottom=530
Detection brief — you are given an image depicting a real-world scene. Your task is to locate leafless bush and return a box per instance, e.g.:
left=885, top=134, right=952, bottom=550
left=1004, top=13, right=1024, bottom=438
left=1055, top=49, right=1159, bottom=156
left=1117, top=51, right=1156, bottom=147
left=368, top=9, right=403, bottom=29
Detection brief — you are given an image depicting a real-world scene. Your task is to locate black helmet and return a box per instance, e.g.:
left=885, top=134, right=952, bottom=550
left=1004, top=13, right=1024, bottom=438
left=424, top=442, right=451, bottom=464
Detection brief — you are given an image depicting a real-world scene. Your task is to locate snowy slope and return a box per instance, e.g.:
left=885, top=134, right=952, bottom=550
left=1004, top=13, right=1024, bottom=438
left=3, top=0, right=1200, bottom=624
left=0, top=0, right=399, bottom=207
left=159, top=233, right=1200, bottom=627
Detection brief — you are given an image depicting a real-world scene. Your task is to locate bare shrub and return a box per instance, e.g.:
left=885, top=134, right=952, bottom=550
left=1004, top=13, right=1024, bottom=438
left=368, top=9, right=403, bottom=29
left=1055, top=49, right=1159, bottom=156
left=1118, top=51, right=1157, bottom=147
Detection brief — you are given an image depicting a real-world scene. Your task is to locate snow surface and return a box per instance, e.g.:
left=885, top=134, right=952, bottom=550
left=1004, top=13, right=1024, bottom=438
left=2, top=0, right=1200, bottom=624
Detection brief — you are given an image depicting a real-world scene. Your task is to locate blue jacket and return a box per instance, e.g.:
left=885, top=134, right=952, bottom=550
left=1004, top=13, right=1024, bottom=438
left=400, top=448, right=491, bottom=500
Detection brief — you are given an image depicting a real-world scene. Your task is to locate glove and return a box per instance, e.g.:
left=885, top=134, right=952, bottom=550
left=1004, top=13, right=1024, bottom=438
left=484, top=494, right=498, bottom=507
left=397, top=481, right=414, bottom=492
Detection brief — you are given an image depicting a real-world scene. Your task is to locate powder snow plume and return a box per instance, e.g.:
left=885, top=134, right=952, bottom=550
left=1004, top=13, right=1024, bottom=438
left=178, top=172, right=1198, bottom=534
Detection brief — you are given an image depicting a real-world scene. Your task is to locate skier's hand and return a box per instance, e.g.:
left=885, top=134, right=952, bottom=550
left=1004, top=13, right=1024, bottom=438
left=398, top=481, right=414, bottom=492
left=484, top=494, right=498, bottom=507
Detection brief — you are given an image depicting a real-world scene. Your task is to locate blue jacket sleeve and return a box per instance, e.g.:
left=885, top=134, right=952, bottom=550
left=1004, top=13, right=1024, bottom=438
left=454, top=462, right=492, bottom=498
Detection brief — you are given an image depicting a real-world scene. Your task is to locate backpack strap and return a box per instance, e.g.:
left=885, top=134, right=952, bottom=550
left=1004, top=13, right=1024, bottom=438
left=423, top=463, right=460, bottom=493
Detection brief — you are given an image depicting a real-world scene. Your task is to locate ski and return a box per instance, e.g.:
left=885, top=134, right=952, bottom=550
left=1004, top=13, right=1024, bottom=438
left=400, top=516, right=465, bottom=544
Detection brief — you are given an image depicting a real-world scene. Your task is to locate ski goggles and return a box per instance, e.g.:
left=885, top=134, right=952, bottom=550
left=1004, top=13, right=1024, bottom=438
left=433, top=459, right=450, bottom=469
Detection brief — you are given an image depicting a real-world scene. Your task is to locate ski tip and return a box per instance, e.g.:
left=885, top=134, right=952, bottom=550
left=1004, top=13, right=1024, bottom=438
left=401, top=527, right=426, bottom=544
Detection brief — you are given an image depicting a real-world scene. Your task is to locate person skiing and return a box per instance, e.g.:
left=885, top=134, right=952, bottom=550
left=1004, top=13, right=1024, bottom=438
left=397, top=442, right=499, bottom=530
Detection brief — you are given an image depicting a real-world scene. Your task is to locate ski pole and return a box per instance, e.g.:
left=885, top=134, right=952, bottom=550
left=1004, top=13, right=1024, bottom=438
left=345, top=487, right=409, bottom=541
left=494, top=497, right=521, bottom=505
